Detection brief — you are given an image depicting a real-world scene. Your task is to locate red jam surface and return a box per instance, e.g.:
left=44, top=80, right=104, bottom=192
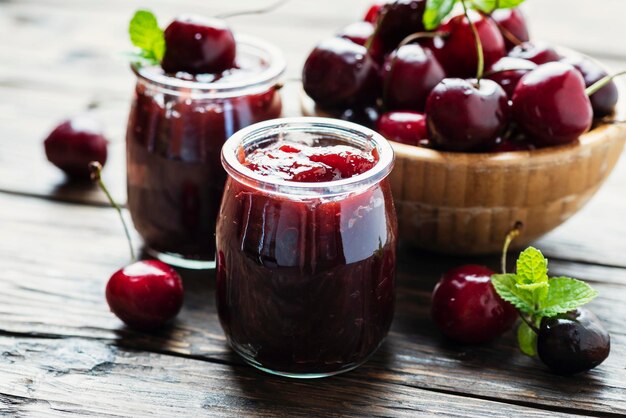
left=216, top=141, right=396, bottom=375
left=242, top=142, right=377, bottom=182
left=126, top=63, right=282, bottom=261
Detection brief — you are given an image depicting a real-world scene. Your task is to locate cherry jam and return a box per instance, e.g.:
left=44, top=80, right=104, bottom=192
left=126, top=36, right=285, bottom=268
left=216, top=118, right=397, bottom=378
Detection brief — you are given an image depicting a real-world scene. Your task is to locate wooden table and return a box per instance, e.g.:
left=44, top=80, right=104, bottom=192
left=2, top=0, right=626, bottom=416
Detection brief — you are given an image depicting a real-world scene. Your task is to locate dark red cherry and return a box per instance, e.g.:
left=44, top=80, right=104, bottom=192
left=431, top=265, right=517, bottom=344
left=383, top=44, right=446, bottom=111
left=491, top=8, right=529, bottom=51
left=512, top=62, right=592, bottom=146
left=538, top=308, right=610, bottom=375
left=429, top=11, right=505, bottom=78
left=561, top=55, right=618, bottom=117
left=372, top=0, right=427, bottom=56
left=337, top=21, right=375, bottom=46
left=377, top=111, right=428, bottom=146
left=363, top=1, right=389, bottom=23
left=485, top=57, right=537, bottom=98
left=426, top=78, right=509, bottom=151
left=338, top=106, right=380, bottom=129
left=508, top=41, right=560, bottom=65
left=303, top=37, right=380, bottom=109
left=44, top=116, right=108, bottom=180
left=161, top=16, right=236, bottom=74
left=106, top=260, right=184, bottom=331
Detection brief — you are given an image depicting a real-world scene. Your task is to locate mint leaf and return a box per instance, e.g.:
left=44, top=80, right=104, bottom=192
left=129, top=10, right=165, bottom=64
left=423, top=0, right=457, bottom=30
left=470, top=0, right=525, bottom=13
left=538, top=277, right=599, bottom=317
left=517, top=321, right=537, bottom=356
left=516, top=246, right=548, bottom=285
left=491, top=274, right=535, bottom=314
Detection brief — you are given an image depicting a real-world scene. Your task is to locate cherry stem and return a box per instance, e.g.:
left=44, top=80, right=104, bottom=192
left=215, top=0, right=290, bottom=19
left=461, top=0, right=484, bottom=83
left=398, top=31, right=448, bottom=48
left=521, top=314, right=540, bottom=334
left=89, top=162, right=136, bottom=261
left=501, top=221, right=523, bottom=274
left=585, top=69, right=626, bottom=96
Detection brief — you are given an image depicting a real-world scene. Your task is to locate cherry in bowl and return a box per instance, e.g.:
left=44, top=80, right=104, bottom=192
left=377, top=111, right=428, bottom=146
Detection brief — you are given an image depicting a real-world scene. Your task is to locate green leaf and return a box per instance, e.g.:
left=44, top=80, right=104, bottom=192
left=423, top=0, right=457, bottom=30
left=129, top=10, right=164, bottom=64
left=515, top=246, right=548, bottom=285
left=470, top=0, right=526, bottom=14
left=517, top=321, right=537, bottom=356
left=538, top=277, right=599, bottom=317
left=491, top=274, right=535, bottom=314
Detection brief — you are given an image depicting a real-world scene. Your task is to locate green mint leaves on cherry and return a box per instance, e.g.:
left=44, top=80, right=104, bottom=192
left=423, top=0, right=527, bottom=31
left=491, top=247, right=598, bottom=356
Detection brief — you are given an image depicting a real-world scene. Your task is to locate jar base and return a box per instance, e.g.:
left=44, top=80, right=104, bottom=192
left=146, top=248, right=216, bottom=270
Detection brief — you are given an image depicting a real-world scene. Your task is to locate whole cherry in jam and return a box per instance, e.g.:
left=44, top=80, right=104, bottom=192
left=431, top=265, right=517, bottom=344
left=44, top=116, right=108, bottom=180
left=512, top=62, right=592, bottom=146
left=426, top=78, right=509, bottom=152
left=337, top=21, right=375, bottom=46
left=89, top=162, right=184, bottom=332
left=161, top=15, right=236, bottom=74
left=561, top=55, right=619, bottom=117
left=508, top=41, right=560, bottom=65
left=303, top=37, right=380, bottom=109
left=428, top=10, right=505, bottom=78
left=377, top=111, right=428, bottom=146
left=485, top=57, right=537, bottom=98
left=371, top=0, right=427, bottom=56
left=383, top=44, right=446, bottom=111
left=491, top=8, right=529, bottom=51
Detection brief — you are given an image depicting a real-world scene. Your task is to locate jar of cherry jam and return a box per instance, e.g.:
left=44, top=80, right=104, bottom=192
left=126, top=36, right=285, bottom=269
left=217, top=118, right=397, bottom=378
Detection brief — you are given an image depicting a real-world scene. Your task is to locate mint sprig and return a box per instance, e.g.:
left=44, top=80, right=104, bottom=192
left=423, top=0, right=527, bottom=30
left=128, top=10, right=165, bottom=66
left=492, top=246, right=599, bottom=356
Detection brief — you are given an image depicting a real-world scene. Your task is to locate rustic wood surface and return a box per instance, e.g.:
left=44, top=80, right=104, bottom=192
left=1, top=0, right=626, bottom=416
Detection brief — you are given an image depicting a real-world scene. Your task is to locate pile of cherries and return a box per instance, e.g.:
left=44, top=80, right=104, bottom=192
left=303, top=0, right=619, bottom=152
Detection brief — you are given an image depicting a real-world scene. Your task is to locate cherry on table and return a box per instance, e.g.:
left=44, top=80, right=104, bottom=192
left=431, top=265, right=518, bottom=344
left=491, top=8, right=529, bottom=51
left=383, top=44, right=446, bottom=111
left=537, top=308, right=610, bottom=375
left=428, top=10, right=505, bottom=78
left=512, top=62, right=592, bottom=146
left=377, top=111, right=428, bottom=146
left=508, top=41, right=560, bottom=65
left=485, top=57, right=537, bottom=98
left=426, top=78, right=510, bottom=152
left=561, top=55, right=619, bottom=117
left=337, top=21, right=375, bottom=46
left=161, top=15, right=236, bottom=74
left=44, top=116, right=108, bottom=181
left=303, top=37, right=380, bottom=109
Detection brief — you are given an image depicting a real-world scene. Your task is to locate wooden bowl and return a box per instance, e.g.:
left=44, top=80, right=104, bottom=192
left=301, top=92, right=626, bottom=255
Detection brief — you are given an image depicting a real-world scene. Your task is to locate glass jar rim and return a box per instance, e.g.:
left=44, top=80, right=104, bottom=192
left=131, top=34, right=286, bottom=96
left=221, top=117, right=395, bottom=198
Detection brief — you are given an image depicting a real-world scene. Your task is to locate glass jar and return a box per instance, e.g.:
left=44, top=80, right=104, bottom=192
left=216, top=117, right=397, bottom=378
left=126, top=35, right=285, bottom=269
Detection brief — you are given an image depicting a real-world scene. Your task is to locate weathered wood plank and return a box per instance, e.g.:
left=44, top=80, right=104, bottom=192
left=0, top=193, right=625, bottom=415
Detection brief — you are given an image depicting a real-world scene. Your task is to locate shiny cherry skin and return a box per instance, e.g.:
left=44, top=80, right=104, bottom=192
left=303, top=37, right=380, bottom=109
left=377, top=111, right=428, bottom=146
left=508, top=41, right=560, bottom=65
left=161, top=16, right=236, bottom=74
left=337, top=21, right=375, bottom=46
left=106, top=260, right=184, bottom=331
left=512, top=62, right=593, bottom=146
left=561, top=55, right=618, bottom=117
left=431, top=265, right=517, bottom=344
left=429, top=11, right=505, bottom=78
left=44, top=116, right=108, bottom=180
left=338, top=106, right=380, bottom=129
left=371, top=0, right=427, bottom=56
left=426, top=78, right=509, bottom=151
left=538, top=308, right=610, bottom=375
left=491, top=8, right=529, bottom=51
left=485, top=57, right=537, bottom=98
left=383, top=44, right=446, bottom=111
